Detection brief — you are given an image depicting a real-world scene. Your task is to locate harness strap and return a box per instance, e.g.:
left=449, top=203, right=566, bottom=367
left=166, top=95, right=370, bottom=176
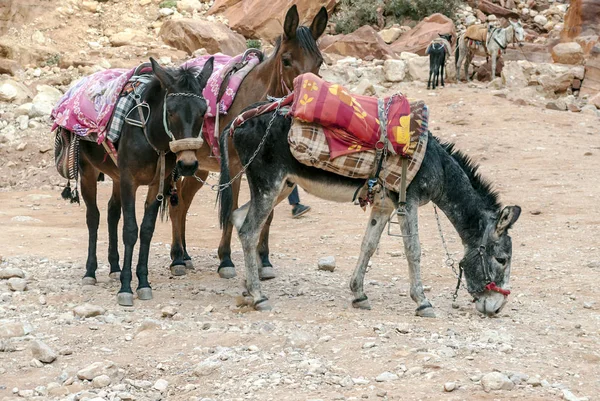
left=157, top=151, right=166, bottom=203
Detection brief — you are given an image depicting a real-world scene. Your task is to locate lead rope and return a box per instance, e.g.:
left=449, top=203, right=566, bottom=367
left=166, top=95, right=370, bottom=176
left=433, top=205, right=463, bottom=308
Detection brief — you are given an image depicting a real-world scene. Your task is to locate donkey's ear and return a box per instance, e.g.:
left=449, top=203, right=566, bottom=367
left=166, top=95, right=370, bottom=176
left=197, top=57, right=214, bottom=89
left=284, top=4, right=299, bottom=40
left=310, top=7, right=328, bottom=40
left=495, top=206, right=521, bottom=237
left=150, top=57, right=174, bottom=89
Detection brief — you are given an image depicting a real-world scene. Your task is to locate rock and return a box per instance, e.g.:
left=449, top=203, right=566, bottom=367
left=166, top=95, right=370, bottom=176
left=16, top=115, right=29, bottom=130
left=551, top=42, right=584, bottom=65
left=153, top=379, right=169, bottom=392
left=30, top=340, right=57, bottom=363
left=208, top=0, right=337, bottom=42
left=0, top=268, right=25, bottom=279
left=16, top=142, right=27, bottom=151
left=73, top=303, right=106, bottom=318
left=391, top=13, right=455, bottom=56
left=77, top=361, right=118, bottom=381
left=444, top=382, right=456, bottom=392
left=31, top=85, right=62, bottom=118
left=589, top=92, right=600, bottom=109
left=137, top=318, right=161, bottom=333
left=92, top=375, right=111, bottom=388
left=534, top=14, right=548, bottom=26
left=478, top=0, right=520, bottom=19
left=109, top=29, right=146, bottom=47
left=465, top=15, right=477, bottom=26
left=375, top=372, right=398, bottom=382
left=0, top=59, right=22, bottom=76
left=81, top=1, right=99, bottom=12
left=318, top=256, right=336, bottom=272
left=562, top=0, right=600, bottom=43
left=0, top=322, right=26, bottom=338
left=354, top=79, right=376, bottom=96
left=7, top=278, right=27, bottom=291
left=546, top=99, right=568, bottom=111
left=481, top=372, right=515, bottom=392
left=323, top=26, right=395, bottom=60
left=159, top=7, right=174, bottom=17
left=583, top=302, right=593, bottom=309
left=502, top=61, right=528, bottom=88
left=177, top=0, right=204, bottom=13
left=193, top=359, right=221, bottom=377
left=379, top=27, right=403, bottom=44
left=562, top=389, right=583, bottom=401
left=161, top=306, right=178, bottom=318
left=384, top=59, right=407, bottom=82
left=0, top=80, right=32, bottom=104
left=160, top=19, right=247, bottom=56
left=527, top=376, right=542, bottom=386
left=407, top=56, right=430, bottom=82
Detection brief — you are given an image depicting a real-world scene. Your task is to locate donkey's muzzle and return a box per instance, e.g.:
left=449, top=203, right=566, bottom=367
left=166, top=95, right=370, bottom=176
left=169, top=138, right=204, bottom=153
left=177, top=160, right=198, bottom=176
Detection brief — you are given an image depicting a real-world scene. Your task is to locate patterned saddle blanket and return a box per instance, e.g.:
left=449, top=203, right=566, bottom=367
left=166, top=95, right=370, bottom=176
left=290, top=73, right=415, bottom=159
left=289, top=101, right=430, bottom=193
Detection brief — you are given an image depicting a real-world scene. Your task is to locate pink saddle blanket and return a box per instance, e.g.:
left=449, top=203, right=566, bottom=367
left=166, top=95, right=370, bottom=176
left=51, top=52, right=261, bottom=147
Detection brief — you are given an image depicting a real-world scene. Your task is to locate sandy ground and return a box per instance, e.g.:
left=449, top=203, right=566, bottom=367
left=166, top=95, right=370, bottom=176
left=0, top=83, right=599, bottom=401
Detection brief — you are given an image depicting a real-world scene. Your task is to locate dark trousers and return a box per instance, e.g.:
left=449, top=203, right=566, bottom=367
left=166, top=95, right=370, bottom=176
left=288, top=186, right=300, bottom=205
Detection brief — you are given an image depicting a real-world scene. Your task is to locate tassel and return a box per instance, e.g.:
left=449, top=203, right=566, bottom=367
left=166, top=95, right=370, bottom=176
left=70, top=188, right=80, bottom=204
left=170, top=191, right=179, bottom=206
left=97, top=173, right=105, bottom=182
left=61, top=181, right=72, bottom=200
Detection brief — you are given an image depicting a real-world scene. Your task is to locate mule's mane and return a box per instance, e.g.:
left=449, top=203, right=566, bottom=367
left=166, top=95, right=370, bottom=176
left=439, top=139, right=501, bottom=211
left=145, top=66, right=203, bottom=100
left=272, top=25, right=323, bottom=62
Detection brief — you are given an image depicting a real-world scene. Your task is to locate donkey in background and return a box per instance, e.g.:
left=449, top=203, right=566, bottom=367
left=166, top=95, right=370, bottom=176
left=455, top=19, right=524, bottom=81
left=426, top=33, right=453, bottom=90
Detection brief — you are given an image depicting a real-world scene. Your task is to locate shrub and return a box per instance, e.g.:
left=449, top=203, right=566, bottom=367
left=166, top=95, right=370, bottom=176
left=385, top=0, right=461, bottom=23
left=332, top=0, right=380, bottom=34
left=159, top=0, right=177, bottom=9
left=246, top=39, right=262, bottom=50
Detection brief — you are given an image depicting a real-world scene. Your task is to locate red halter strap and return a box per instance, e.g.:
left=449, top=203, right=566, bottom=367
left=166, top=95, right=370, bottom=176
left=485, top=282, right=511, bottom=297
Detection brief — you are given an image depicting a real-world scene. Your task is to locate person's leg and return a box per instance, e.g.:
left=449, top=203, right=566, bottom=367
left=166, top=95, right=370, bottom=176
left=288, top=186, right=300, bottom=205
left=287, top=186, right=311, bottom=218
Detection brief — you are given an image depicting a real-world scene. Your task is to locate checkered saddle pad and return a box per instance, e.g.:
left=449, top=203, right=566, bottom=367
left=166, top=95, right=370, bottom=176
left=289, top=101, right=429, bottom=193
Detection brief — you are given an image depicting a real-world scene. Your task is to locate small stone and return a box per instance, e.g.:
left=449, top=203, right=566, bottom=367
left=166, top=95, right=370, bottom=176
left=318, top=256, right=336, bottom=272
left=161, top=306, right=178, bottom=318
left=16, top=142, right=27, bottom=151
left=7, top=277, right=27, bottom=291
left=481, top=372, right=515, bottom=392
left=362, top=342, right=376, bottom=349
left=562, top=389, right=582, bottom=401
left=73, top=303, right=106, bottom=318
left=375, top=371, right=399, bottom=382
left=193, top=360, right=221, bottom=377
left=0, top=268, right=25, bottom=279
left=30, top=340, right=57, bottom=363
left=583, top=302, right=593, bottom=309
left=77, top=361, right=117, bottom=380
left=31, top=358, right=44, bottom=368
left=444, top=382, right=456, bottom=392
left=92, top=375, right=111, bottom=388
left=153, top=379, right=168, bottom=392
left=0, top=322, right=26, bottom=338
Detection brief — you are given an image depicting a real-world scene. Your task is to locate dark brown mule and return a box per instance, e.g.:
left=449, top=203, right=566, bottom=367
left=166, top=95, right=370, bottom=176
left=168, top=5, right=328, bottom=279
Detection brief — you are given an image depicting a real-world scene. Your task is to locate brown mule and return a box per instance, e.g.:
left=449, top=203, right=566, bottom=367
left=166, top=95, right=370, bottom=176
left=167, top=5, right=328, bottom=279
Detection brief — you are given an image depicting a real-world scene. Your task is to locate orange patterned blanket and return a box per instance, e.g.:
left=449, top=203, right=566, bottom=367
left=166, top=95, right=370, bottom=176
left=290, top=73, right=416, bottom=159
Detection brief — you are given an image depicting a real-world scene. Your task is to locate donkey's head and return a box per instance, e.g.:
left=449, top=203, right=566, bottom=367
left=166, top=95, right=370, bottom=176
left=461, top=206, right=521, bottom=316
left=150, top=57, right=214, bottom=176
left=275, top=5, right=328, bottom=93
left=438, top=33, right=453, bottom=45
left=508, top=19, right=525, bottom=46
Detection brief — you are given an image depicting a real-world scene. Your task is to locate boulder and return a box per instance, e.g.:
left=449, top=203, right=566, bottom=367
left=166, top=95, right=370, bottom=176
left=379, top=27, right=403, bottom=44
left=322, top=26, right=395, bottom=60
left=391, top=13, right=456, bottom=56
left=0, top=79, right=32, bottom=104
left=208, top=0, right=337, bottom=42
left=478, top=0, right=520, bottom=19
left=551, top=42, right=584, bottom=65
left=160, top=19, right=247, bottom=56
left=580, top=46, right=600, bottom=96
left=0, top=58, right=22, bottom=75
left=30, top=85, right=62, bottom=118
left=109, top=29, right=146, bottom=47
left=502, top=61, right=528, bottom=88
left=590, top=92, right=600, bottom=108
left=475, top=58, right=505, bottom=81
left=561, top=0, right=600, bottom=42
left=407, top=56, right=430, bottom=81
left=384, top=59, right=407, bottom=82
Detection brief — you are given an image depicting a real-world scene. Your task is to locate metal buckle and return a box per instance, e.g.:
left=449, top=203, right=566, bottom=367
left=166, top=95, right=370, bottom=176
left=125, top=101, right=150, bottom=128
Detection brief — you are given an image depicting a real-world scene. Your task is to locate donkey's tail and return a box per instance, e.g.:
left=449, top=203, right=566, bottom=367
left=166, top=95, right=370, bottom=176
left=218, top=126, right=233, bottom=230
left=455, top=40, right=460, bottom=64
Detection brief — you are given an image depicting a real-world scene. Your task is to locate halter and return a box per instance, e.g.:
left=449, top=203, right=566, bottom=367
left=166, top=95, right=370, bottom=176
left=162, top=92, right=206, bottom=143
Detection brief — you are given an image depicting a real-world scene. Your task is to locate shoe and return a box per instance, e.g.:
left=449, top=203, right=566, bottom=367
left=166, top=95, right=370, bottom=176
left=291, top=204, right=311, bottom=218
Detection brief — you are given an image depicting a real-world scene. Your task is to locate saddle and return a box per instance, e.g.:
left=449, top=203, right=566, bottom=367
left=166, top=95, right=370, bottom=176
left=465, top=24, right=489, bottom=44
left=290, top=73, right=415, bottom=159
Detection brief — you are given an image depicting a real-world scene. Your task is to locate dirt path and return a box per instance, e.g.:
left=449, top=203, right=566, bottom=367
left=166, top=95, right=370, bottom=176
left=1, top=84, right=599, bottom=401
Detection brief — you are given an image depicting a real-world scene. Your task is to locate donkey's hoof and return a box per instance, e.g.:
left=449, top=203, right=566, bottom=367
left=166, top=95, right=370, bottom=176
left=416, top=306, right=436, bottom=318
left=184, top=259, right=194, bottom=270
left=218, top=266, right=236, bottom=279
left=137, top=287, right=153, bottom=301
left=170, top=264, right=187, bottom=276
left=117, top=292, right=134, bottom=307
left=82, top=277, right=97, bottom=286
left=352, top=298, right=372, bottom=310
left=259, top=266, right=276, bottom=281
left=109, top=272, right=121, bottom=281
left=254, top=299, right=272, bottom=312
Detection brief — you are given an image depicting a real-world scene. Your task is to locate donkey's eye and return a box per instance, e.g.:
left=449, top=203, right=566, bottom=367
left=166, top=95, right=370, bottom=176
left=282, top=57, right=292, bottom=67
left=495, top=257, right=507, bottom=265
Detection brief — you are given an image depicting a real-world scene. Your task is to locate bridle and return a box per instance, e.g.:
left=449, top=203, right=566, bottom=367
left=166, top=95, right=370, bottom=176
left=162, top=91, right=206, bottom=153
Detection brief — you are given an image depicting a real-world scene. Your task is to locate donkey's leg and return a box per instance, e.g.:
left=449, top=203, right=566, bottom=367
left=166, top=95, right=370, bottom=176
left=236, top=184, right=282, bottom=311
left=169, top=174, right=204, bottom=273
left=400, top=202, right=435, bottom=317
left=107, top=181, right=122, bottom=280
left=427, top=63, right=433, bottom=90
left=81, top=167, right=101, bottom=286
left=134, top=184, right=163, bottom=301
left=491, top=53, right=497, bottom=80
left=217, top=176, right=242, bottom=279
left=465, top=52, right=474, bottom=82
left=350, top=203, right=393, bottom=310
left=456, top=43, right=464, bottom=82
left=256, top=184, right=294, bottom=280
left=440, top=59, right=446, bottom=87
left=118, top=174, right=139, bottom=306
